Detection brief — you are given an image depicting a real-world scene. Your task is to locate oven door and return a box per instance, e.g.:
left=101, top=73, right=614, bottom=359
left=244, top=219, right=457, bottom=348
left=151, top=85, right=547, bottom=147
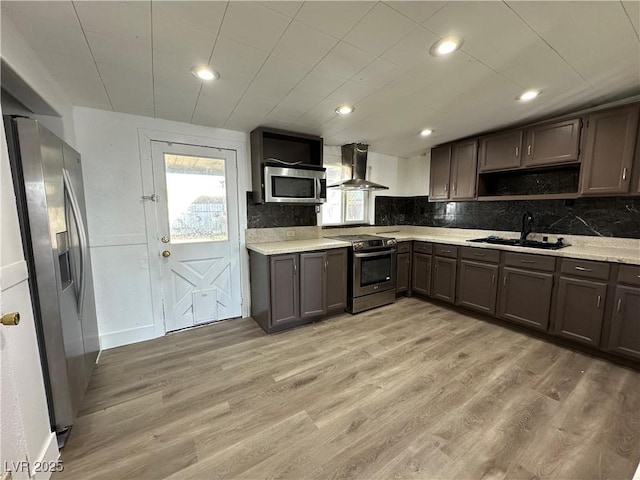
left=353, top=248, right=396, bottom=297
left=264, top=166, right=326, bottom=204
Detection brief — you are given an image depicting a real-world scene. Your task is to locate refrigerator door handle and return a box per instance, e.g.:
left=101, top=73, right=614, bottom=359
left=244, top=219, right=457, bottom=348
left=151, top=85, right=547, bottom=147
left=63, top=168, right=88, bottom=319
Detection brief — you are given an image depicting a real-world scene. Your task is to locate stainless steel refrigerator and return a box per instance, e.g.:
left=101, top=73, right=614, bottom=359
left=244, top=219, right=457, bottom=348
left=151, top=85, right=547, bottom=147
left=4, top=116, right=99, bottom=444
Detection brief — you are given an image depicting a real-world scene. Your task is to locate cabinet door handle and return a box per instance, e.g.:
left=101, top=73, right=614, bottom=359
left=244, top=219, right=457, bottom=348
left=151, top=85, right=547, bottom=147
left=492, top=275, right=496, bottom=286
left=596, top=295, right=601, bottom=308
left=574, top=266, right=592, bottom=272
left=515, top=146, right=519, bottom=157
left=527, top=145, right=532, bottom=156
left=474, top=253, right=485, bottom=257
left=444, top=183, right=448, bottom=192
left=453, top=182, right=457, bottom=194
left=503, top=275, right=507, bottom=287
left=622, top=167, right=628, bottom=180
left=324, top=260, right=327, bottom=272
left=520, top=259, right=536, bottom=264
left=435, top=264, right=439, bottom=273
left=616, top=298, right=622, bottom=313
left=294, top=263, right=297, bottom=275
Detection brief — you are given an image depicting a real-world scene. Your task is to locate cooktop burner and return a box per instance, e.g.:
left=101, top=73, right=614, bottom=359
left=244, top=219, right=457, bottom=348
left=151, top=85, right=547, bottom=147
left=328, top=234, right=390, bottom=242
left=328, top=234, right=397, bottom=251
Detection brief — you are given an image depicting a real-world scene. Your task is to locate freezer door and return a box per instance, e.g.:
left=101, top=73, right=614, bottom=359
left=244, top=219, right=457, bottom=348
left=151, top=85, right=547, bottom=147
left=62, top=143, right=99, bottom=376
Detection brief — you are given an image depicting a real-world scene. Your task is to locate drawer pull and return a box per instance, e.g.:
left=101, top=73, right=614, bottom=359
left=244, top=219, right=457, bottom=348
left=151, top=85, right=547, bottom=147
left=596, top=295, right=601, bottom=308
left=474, top=253, right=485, bottom=257
left=574, top=266, right=593, bottom=272
left=520, top=260, right=536, bottom=264
left=616, top=298, right=622, bottom=313
left=441, top=250, right=452, bottom=254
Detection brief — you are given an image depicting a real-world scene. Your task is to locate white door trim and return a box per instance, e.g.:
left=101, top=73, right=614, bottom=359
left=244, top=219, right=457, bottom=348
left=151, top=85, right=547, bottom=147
left=137, top=129, right=250, bottom=338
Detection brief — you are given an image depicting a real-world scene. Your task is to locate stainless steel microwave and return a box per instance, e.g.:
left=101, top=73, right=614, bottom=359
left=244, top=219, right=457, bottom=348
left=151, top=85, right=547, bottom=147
left=263, top=165, right=326, bottom=204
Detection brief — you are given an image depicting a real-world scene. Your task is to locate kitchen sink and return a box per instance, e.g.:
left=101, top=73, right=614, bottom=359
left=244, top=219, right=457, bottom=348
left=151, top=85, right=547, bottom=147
left=468, top=236, right=569, bottom=250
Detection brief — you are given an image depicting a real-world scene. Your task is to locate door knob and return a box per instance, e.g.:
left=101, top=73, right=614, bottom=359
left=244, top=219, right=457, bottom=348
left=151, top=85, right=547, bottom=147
left=162, top=250, right=171, bottom=258
left=1, top=312, right=20, bottom=326
left=161, top=236, right=170, bottom=243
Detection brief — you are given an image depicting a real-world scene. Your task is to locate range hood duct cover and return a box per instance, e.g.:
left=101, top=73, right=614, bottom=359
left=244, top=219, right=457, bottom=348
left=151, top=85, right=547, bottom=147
left=329, top=143, right=389, bottom=190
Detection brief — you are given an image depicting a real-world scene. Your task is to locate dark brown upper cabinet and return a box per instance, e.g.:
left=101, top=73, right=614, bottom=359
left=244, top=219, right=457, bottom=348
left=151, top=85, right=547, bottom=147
left=579, top=104, right=640, bottom=196
left=523, top=118, right=582, bottom=168
left=450, top=140, right=478, bottom=200
left=429, top=145, right=451, bottom=201
left=299, top=252, right=327, bottom=320
left=478, top=129, right=523, bottom=172
left=250, top=127, right=323, bottom=203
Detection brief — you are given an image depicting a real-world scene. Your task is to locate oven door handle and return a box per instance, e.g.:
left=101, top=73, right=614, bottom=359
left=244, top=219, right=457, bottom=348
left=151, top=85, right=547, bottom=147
left=354, top=249, right=396, bottom=258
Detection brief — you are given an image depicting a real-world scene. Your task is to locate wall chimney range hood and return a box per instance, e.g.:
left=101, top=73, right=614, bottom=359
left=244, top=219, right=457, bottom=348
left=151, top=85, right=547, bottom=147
left=329, top=143, right=389, bottom=190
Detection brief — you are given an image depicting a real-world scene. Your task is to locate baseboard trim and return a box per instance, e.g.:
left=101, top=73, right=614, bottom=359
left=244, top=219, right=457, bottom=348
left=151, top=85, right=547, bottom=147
left=99, top=325, right=158, bottom=350
left=32, top=431, right=58, bottom=480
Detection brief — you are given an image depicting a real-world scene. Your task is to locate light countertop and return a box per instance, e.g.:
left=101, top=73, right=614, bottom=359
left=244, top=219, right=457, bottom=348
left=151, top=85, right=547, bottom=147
left=246, top=238, right=351, bottom=255
left=246, top=230, right=640, bottom=265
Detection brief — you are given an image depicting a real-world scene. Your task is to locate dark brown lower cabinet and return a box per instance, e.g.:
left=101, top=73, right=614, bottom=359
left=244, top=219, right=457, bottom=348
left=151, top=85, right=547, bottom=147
left=411, top=253, right=431, bottom=296
left=326, top=248, right=348, bottom=312
left=608, top=285, right=640, bottom=360
left=553, top=277, right=606, bottom=347
left=396, top=251, right=411, bottom=295
left=498, top=267, right=553, bottom=331
left=457, top=260, right=499, bottom=315
left=300, top=252, right=327, bottom=320
left=270, top=254, right=300, bottom=327
left=432, top=257, right=457, bottom=303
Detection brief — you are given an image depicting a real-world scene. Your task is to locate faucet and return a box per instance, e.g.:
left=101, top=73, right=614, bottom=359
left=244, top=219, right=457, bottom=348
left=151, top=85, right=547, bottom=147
left=520, top=212, right=534, bottom=242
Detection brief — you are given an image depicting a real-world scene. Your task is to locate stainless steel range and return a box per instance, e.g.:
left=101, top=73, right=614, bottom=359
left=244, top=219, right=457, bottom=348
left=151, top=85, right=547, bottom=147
left=328, top=234, right=397, bottom=314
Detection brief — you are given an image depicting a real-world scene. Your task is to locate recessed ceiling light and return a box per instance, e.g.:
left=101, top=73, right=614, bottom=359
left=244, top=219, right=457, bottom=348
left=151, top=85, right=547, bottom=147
left=419, top=129, right=434, bottom=137
left=430, top=36, right=463, bottom=57
left=517, top=90, right=541, bottom=101
left=191, top=66, right=219, bottom=81
left=335, top=105, right=354, bottom=115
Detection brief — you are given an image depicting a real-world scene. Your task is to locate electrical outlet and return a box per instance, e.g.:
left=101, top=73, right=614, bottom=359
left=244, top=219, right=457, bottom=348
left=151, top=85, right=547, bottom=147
left=286, top=230, right=296, bottom=238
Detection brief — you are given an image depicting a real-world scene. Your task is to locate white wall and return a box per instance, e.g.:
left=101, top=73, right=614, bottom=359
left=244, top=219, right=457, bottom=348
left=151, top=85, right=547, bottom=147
left=1, top=108, right=59, bottom=479
left=1, top=17, right=76, bottom=147
left=400, top=153, right=431, bottom=197
left=73, top=107, right=250, bottom=349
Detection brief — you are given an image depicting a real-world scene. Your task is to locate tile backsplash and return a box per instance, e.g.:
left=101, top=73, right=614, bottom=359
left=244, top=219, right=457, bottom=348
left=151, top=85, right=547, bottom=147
left=246, top=192, right=317, bottom=228
left=375, top=196, right=640, bottom=239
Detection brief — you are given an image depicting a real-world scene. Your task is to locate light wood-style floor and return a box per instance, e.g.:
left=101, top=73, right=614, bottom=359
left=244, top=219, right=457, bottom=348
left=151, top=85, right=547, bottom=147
left=56, top=298, right=640, bottom=480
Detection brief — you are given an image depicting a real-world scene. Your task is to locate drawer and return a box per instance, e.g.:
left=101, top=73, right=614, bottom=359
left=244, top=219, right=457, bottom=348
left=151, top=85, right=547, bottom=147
left=397, top=242, right=411, bottom=254
left=413, top=241, right=432, bottom=254
left=460, top=247, right=500, bottom=263
left=504, top=252, right=556, bottom=272
left=618, top=264, right=640, bottom=287
left=434, top=244, right=458, bottom=259
left=561, top=258, right=610, bottom=281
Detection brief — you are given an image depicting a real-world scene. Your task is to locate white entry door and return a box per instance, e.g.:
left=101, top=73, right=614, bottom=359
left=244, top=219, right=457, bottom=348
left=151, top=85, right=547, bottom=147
left=150, top=141, right=242, bottom=332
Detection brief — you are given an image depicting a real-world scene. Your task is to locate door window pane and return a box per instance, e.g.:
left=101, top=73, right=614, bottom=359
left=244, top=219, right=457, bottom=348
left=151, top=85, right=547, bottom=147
left=164, top=154, right=228, bottom=242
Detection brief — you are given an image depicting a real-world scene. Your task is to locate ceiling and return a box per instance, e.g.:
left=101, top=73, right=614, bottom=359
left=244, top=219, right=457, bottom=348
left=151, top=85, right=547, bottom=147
left=2, top=1, right=639, bottom=158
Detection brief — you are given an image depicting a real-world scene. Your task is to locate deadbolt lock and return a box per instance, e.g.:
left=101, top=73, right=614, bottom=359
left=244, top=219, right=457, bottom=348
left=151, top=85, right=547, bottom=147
left=1, top=312, right=21, bottom=326
left=161, top=236, right=170, bottom=243
left=162, top=250, right=171, bottom=258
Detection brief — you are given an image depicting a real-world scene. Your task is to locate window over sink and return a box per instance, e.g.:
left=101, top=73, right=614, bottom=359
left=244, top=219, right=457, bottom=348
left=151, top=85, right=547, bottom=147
left=321, top=159, right=369, bottom=226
